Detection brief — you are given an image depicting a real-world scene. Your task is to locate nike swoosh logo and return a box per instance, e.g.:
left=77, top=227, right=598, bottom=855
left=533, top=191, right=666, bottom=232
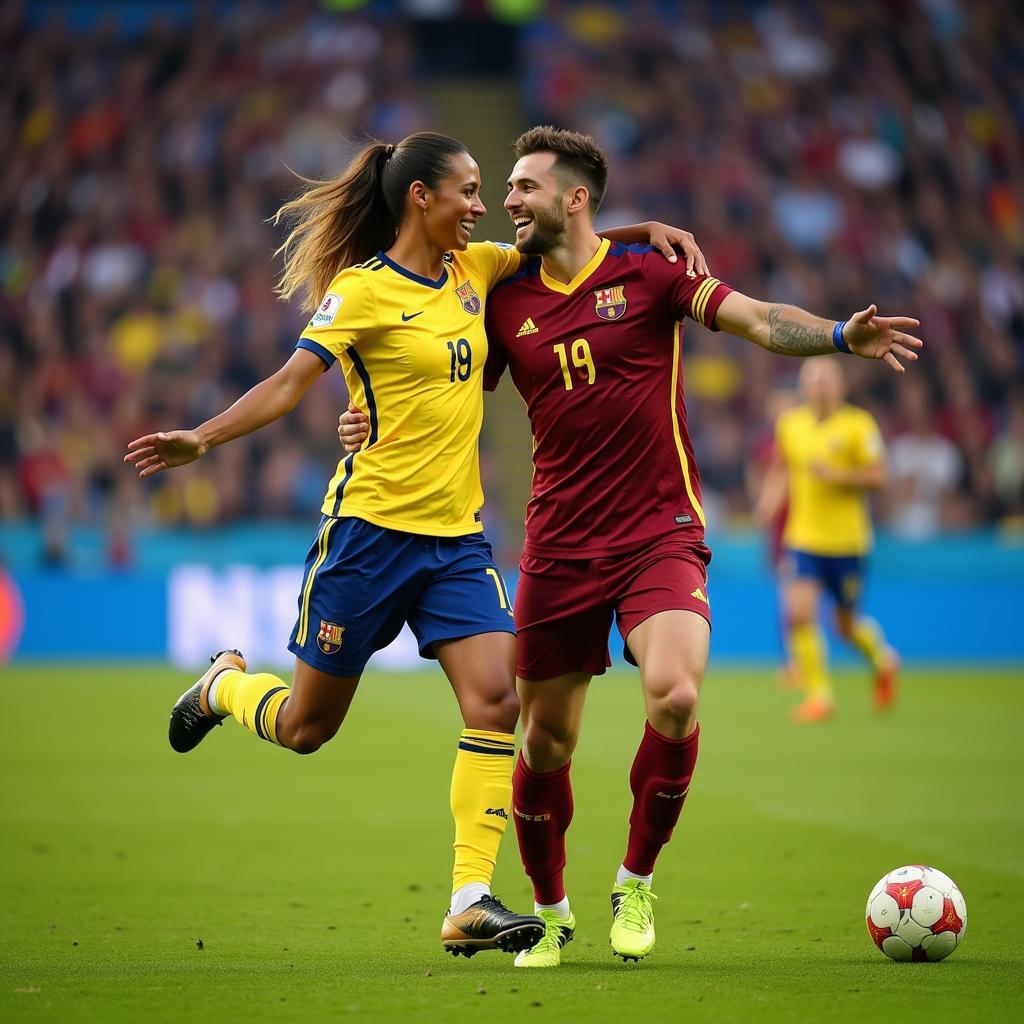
left=401, top=311, right=423, bottom=322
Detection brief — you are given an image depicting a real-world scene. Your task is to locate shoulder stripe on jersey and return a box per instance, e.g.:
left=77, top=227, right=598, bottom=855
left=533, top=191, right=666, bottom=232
left=296, top=518, right=337, bottom=647
left=690, top=279, right=714, bottom=324
left=330, top=349, right=379, bottom=516
left=670, top=322, right=706, bottom=527
left=692, top=278, right=721, bottom=327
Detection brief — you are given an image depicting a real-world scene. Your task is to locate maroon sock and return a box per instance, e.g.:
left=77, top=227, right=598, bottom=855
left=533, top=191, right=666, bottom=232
left=624, top=721, right=700, bottom=876
left=512, top=753, right=573, bottom=905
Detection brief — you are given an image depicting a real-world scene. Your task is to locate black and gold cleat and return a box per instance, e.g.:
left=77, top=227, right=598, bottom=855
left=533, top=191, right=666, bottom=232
left=168, top=649, right=246, bottom=753
left=441, top=895, right=545, bottom=958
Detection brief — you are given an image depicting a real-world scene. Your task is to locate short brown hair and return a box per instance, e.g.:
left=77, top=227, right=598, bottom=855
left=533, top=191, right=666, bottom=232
left=513, top=125, right=609, bottom=215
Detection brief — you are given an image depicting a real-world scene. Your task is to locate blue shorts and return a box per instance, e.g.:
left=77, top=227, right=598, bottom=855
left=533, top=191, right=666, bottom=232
left=287, top=516, right=516, bottom=677
left=784, top=549, right=865, bottom=610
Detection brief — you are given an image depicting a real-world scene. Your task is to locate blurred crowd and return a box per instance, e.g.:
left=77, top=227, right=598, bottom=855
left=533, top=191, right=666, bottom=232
left=525, top=0, right=1024, bottom=538
left=2, top=1, right=1024, bottom=568
left=1, top=3, right=435, bottom=562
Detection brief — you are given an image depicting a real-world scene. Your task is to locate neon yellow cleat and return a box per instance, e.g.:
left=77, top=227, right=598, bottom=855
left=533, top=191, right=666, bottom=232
left=610, top=879, right=657, bottom=962
left=513, top=909, right=576, bottom=968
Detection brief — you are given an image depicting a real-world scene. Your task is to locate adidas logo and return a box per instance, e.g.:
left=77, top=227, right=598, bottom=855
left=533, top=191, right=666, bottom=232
left=516, top=317, right=539, bottom=336
left=691, top=587, right=708, bottom=604
left=485, top=807, right=509, bottom=820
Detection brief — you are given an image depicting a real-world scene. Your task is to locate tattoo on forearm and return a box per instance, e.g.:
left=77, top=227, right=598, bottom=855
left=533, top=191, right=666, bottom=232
left=765, top=305, right=833, bottom=356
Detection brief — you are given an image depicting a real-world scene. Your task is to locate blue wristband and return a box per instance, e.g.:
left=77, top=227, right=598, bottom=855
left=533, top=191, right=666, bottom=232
left=832, top=320, right=851, bottom=353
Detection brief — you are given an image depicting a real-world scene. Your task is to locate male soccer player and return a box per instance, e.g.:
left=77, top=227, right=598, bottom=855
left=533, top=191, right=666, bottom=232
left=756, top=357, right=899, bottom=723
left=340, top=126, right=921, bottom=966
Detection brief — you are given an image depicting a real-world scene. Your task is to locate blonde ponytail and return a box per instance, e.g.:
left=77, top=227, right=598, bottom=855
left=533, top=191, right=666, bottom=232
left=272, top=132, right=471, bottom=313
left=273, top=142, right=394, bottom=313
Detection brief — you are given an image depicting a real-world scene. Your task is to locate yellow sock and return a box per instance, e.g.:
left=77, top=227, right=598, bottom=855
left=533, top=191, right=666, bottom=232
left=211, top=670, right=290, bottom=745
left=850, top=616, right=887, bottom=672
left=449, top=729, right=515, bottom=892
left=789, top=623, right=831, bottom=700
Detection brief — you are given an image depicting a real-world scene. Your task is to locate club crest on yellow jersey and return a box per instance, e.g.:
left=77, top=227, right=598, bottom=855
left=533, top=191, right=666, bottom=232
left=316, top=620, right=345, bottom=654
left=594, top=285, right=626, bottom=320
left=456, top=281, right=481, bottom=315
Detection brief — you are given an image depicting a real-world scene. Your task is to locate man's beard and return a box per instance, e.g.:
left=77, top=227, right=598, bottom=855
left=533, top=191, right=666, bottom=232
left=518, top=203, right=567, bottom=255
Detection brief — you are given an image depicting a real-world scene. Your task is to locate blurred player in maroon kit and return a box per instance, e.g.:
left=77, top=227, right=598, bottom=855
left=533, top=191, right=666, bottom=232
left=340, top=126, right=922, bottom=966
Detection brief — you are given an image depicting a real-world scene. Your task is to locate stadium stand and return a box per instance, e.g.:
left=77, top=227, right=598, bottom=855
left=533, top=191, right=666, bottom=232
left=2, top=1, right=1022, bottom=571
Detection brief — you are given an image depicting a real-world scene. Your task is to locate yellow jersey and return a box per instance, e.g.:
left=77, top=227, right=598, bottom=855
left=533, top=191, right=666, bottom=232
left=776, top=403, right=885, bottom=556
left=298, top=241, right=522, bottom=536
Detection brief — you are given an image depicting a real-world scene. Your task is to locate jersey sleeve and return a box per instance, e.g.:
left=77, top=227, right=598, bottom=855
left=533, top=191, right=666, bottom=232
left=296, top=275, right=376, bottom=367
left=665, top=266, right=734, bottom=331
left=467, top=241, right=524, bottom=292
left=852, top=412, right=886, bottom=466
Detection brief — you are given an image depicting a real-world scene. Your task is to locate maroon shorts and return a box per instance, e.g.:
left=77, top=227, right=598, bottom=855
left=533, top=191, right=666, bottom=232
left=514, top=533, right=712, bottom=680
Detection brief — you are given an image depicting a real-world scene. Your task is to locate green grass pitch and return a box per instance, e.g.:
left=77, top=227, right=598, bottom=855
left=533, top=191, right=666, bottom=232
left=2, top=662, right=1023, bottom=1023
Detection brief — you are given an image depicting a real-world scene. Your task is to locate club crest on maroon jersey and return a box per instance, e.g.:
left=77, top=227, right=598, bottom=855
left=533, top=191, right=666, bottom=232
left=456, top=281, right=482, bottom=315
left=594, top=285, right=627, bottom=320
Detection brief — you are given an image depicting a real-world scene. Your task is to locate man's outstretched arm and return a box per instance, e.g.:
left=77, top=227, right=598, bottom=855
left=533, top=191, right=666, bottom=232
left=714, top=293, right=923, bottom=373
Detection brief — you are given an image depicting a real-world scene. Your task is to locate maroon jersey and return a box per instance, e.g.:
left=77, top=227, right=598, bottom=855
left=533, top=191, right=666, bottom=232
left=484, top=240, right=733, bottom=558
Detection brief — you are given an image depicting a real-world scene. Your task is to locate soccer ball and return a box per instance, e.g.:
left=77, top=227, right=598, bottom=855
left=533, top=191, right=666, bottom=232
left=866, top=865, right=967, bottom=962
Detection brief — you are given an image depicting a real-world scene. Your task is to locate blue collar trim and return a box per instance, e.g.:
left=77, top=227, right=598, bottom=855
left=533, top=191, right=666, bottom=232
left=376, top=251, right=449, bottom=289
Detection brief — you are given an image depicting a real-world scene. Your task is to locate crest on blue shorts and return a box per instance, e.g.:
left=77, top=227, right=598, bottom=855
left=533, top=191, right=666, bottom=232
left=317, top=620, right=345, bottom=654
left=594, top=285, right=627, bottom=320
left=456, top=281, right=482, bottom=315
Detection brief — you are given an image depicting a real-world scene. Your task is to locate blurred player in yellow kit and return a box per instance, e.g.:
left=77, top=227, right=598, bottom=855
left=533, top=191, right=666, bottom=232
left=758, top=358, right=898, bottom=722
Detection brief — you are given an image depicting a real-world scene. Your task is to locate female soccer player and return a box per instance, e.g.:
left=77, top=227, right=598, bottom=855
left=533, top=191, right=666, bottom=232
left=124, top=131, right=702, bottom=958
